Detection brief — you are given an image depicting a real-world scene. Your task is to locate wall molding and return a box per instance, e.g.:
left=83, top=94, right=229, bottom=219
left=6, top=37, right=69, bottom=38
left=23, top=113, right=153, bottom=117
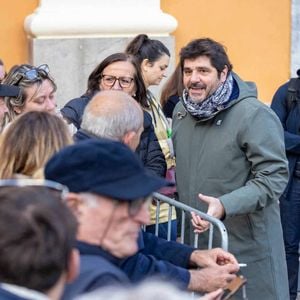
left=24, top=0, right=178, bottom=38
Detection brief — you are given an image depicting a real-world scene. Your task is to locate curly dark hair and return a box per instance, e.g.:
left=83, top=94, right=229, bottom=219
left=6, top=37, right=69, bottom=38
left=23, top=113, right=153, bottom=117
left=179, top=38, right=233, bottom=77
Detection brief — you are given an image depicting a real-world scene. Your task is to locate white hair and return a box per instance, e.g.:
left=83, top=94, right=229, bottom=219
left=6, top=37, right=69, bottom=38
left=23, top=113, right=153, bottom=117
left=81, top=91, right=143, bottom=141
left=79, top=193, right=101, bottom=208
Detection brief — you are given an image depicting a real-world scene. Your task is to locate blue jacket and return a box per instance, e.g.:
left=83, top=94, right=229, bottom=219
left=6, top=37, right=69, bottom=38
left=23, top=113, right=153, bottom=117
left=120, top=231, right=192, bottom=288
left=270, top=82, right=300, bottom=193
left=0, top=286, right=41, bottom=300
left=62, top=241, right=129, bottom=300
left=61, top=94, right=92, bottom=129
left=63, top=94, right=166, bottom=177
left=63, top=236, right=192, bottom=299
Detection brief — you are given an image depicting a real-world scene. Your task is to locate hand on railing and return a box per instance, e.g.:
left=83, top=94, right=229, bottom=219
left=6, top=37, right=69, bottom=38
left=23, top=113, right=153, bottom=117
left=191, top=211, right=210, bottom=233
left=191, top=193, right=225, bottom=233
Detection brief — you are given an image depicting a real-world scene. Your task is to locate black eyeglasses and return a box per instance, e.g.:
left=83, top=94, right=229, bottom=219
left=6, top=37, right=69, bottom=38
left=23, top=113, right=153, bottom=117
left=127, top=195, right=152, bottom=217
left=101, top=74, right=134, bottom=88
left=0, top=179, right=69, bottom=200
left=15, top=64, right=50, bottom=85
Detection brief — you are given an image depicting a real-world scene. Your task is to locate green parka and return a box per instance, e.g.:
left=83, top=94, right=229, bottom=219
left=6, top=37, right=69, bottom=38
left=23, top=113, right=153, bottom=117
left=172, top=73, right=289, bottom=300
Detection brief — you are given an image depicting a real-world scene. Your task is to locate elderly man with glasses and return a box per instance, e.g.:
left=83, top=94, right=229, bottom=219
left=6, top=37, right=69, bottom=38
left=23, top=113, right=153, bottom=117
left=45, top=138, right=172, bottom=299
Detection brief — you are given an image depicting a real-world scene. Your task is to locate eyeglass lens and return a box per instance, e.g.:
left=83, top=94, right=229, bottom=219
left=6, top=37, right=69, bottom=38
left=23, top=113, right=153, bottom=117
left=128, top=195, right=152, bottom=217
left=101, top=75, right=133, bottom=88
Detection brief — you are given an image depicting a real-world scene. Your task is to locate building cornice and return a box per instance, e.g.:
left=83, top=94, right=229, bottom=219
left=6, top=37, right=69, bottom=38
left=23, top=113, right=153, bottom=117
left=24, top=0, right=178, bottom=38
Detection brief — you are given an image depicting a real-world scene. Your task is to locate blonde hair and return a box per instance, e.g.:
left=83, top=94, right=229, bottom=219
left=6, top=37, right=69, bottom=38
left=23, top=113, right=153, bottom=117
left=0, top=111, right=73, bottom=179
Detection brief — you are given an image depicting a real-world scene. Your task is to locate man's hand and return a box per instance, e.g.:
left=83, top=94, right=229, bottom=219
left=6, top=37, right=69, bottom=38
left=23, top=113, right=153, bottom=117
left=199, top=289, right=224, bottom=300
left=188, top=264, right=238, bottom=293
left=191, top=194, right=225, bottom=233
left=189, top=248, right=239, bottom=268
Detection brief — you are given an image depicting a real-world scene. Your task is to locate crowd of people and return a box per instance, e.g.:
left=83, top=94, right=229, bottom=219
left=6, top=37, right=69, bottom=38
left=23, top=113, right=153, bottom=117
left=0, top=34, right=298, bottom=300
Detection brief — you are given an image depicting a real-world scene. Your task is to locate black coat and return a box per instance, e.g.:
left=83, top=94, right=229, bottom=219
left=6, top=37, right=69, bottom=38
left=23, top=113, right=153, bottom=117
left=271, top=82, right=300, bottom=194
left=62, top=94, right=166, bottom=178
left=162, top=95, right=180, bottom=118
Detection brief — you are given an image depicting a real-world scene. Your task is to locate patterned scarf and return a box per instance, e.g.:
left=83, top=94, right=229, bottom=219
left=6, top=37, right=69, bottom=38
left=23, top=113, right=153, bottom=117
left=182, top=73, right=234, bottom=120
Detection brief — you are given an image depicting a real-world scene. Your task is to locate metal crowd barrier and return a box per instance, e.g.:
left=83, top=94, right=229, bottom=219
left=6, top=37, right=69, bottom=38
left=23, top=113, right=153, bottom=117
left=152, top=192, right=228, bottom=251
left=153, top=193, right=248, bottom=300
left=151, top=192, right=248, bottom=299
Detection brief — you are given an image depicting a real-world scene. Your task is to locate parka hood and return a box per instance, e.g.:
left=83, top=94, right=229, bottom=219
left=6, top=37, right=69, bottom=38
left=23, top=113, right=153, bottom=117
left=233, top=72, right=258, bottom=102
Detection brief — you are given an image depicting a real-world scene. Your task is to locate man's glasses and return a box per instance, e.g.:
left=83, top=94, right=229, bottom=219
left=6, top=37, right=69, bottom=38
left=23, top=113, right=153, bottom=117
left=101, top=74, right=134, bottom=89
left=0, top=179, right=69, bottom=200
left=127, top=195, right=152, bottom=217
left=15, top=64, right=50, bottom=85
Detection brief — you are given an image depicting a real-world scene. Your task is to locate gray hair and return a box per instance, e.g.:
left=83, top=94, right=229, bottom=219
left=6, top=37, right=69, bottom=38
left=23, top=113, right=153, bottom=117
left=81, top=91, right=143, bottom=141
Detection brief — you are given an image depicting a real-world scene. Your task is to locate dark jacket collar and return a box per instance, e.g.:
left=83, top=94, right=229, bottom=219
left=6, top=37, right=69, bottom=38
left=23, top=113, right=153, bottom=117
left=74, top=129, right=99, bottom=142
left=76, top=241, right=126, bottom=267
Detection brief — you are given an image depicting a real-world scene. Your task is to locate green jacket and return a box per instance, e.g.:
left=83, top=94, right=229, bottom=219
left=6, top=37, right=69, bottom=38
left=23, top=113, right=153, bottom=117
left=173, top=73, right=289, bottom=300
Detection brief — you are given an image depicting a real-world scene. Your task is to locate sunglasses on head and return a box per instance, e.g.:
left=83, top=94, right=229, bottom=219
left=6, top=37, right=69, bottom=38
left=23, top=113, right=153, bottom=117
left=14, top=64, right=50, bottom=85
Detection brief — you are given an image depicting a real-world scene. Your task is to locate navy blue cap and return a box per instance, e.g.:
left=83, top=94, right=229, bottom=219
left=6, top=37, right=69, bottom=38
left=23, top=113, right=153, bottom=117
left=0, top=84, right=20, bottom=97
left=45, top=139, right=170, bottom=201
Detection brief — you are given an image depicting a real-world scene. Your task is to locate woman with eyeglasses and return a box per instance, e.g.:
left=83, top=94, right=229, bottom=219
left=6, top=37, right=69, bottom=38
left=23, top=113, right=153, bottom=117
left=61, top=52, right=166, bottom=179
left=1, top=64, right=57, bottom=131
left=125, top=34, right=177, bottom=241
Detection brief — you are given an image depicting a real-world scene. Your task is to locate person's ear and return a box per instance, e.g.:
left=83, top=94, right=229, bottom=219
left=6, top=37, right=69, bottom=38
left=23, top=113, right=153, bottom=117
left=122, top=131, right=137, bottom=150
left=141, top=58, right=151, bottom=72
left=65, top=193, right=82, bottom=216
left=220, top=65, right=229, bottom=83
left=131, top=88, right=137, bottom=98
left=13, top=106, right=22, bottom=114
left=66, top=249, right=80, bottom=283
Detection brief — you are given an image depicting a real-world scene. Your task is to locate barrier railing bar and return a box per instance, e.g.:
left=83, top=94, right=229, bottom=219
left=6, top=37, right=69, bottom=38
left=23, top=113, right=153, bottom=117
left=153, top=192, right=228, bottom=251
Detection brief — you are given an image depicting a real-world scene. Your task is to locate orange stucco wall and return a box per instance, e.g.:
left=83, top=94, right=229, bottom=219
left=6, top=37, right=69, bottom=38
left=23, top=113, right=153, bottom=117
left=0, top=0, right=290, bottom=103
left=0, top=0, right=38, bottom=67
left=161, top=0, right=290, bottom=103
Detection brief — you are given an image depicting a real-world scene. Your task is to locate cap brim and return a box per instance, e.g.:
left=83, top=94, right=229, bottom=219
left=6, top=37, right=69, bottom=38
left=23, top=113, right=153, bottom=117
left=0, top=84, right=20, bottom=97
left=92, top=170, right=173, bottom=201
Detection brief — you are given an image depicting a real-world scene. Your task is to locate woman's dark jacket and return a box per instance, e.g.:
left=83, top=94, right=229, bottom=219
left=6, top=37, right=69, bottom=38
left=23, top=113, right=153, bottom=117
left=61, top=94, right=166, bottom=177
left=162, top=95, right=180, bottom=118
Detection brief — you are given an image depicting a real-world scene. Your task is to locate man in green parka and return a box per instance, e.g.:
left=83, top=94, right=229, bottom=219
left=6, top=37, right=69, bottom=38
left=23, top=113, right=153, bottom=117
left=172, top=38, right=289, bottom=300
